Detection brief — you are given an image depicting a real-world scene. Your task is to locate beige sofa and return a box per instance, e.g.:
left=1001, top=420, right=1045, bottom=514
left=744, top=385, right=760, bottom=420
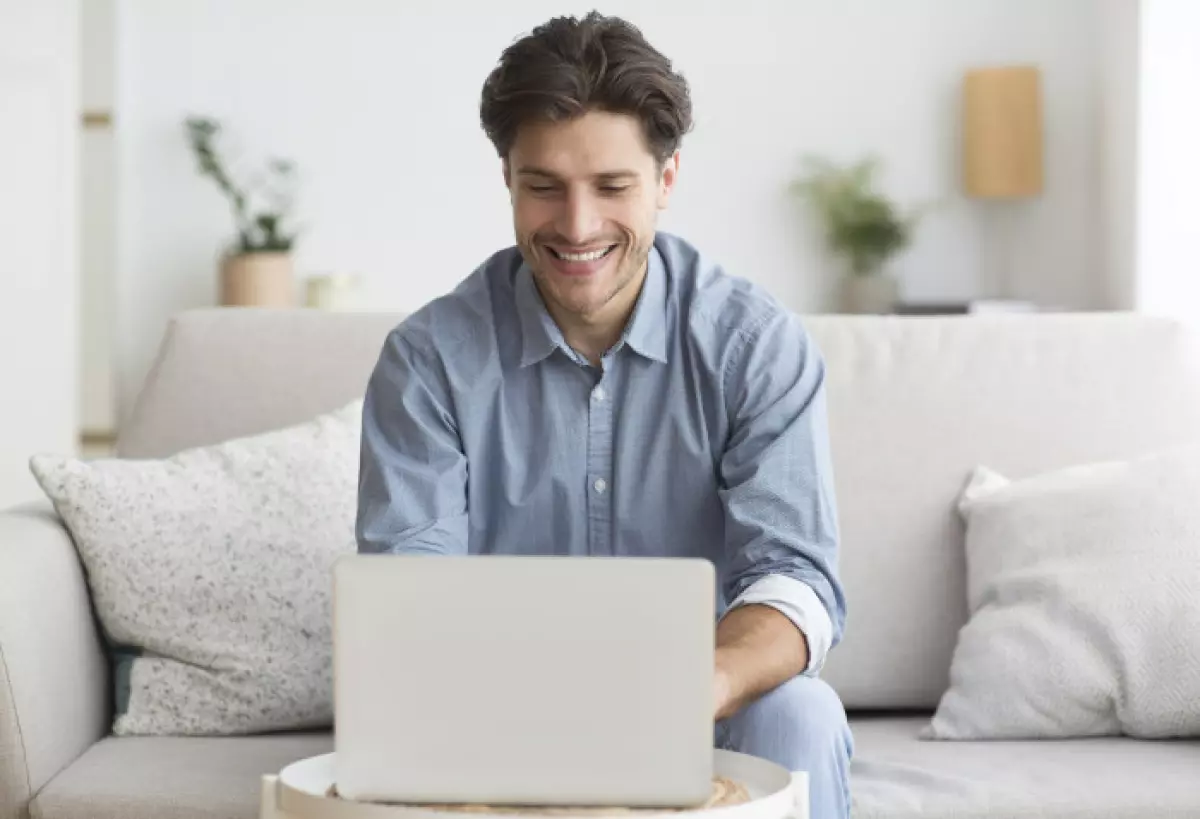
left=3, top=308, right=1200, bottom=819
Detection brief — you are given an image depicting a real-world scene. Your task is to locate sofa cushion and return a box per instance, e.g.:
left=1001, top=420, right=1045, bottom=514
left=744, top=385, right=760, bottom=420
left=29, top=401, right=362, bottom=736
left=30, top=733, right=331, bottom=819
left=116, top=308, right=404, bottom=460
left=850, top=716, right=1200, bottom=819
left=927, top=448, right=1200, bottom=740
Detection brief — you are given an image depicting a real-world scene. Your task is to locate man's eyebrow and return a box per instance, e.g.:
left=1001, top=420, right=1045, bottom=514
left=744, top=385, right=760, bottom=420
left=595, top=170, right=639, bottom=182
left=514, top=167, right=640, bottom=181
left=515, top=166, right=560, bottom=179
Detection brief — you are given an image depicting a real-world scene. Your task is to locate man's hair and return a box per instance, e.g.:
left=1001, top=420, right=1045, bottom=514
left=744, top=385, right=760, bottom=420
left=480, top=12, right=693, bottom=166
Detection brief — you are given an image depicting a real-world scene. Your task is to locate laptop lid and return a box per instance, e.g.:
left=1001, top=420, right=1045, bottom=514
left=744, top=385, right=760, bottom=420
left=333, top=554, right=715, bottom=807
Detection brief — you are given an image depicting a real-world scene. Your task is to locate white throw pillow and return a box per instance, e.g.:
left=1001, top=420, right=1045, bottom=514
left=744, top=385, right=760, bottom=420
left=925, top=444, right=1200, bottom=740
left=29, top=401, right=362, bottom=736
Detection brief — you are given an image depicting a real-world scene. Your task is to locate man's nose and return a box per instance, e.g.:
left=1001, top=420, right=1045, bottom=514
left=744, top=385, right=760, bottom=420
left=556, top=191, right=603, bottom=245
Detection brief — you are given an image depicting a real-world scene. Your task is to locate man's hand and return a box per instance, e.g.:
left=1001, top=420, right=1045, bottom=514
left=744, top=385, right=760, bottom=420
left=713, top=604, right=809, bottom=721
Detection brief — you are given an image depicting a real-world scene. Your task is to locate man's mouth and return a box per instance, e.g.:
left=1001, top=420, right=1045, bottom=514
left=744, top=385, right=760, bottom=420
left=546, top=244, right=618, bottom=262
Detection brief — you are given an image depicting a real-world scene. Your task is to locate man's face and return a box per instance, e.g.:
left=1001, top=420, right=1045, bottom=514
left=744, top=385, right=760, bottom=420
left=504, top=110, right=678, bottom=324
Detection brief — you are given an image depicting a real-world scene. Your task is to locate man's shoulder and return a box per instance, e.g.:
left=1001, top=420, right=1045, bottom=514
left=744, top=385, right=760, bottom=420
left=386, top=245, right=523, bottom=358
left=657, top=233, right=794, bottom=346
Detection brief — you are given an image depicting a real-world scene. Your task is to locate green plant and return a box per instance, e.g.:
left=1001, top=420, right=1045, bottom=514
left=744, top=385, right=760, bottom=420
left=791, top=156, right=919, bottom=276
left=184, top=116, right=299, bottom=254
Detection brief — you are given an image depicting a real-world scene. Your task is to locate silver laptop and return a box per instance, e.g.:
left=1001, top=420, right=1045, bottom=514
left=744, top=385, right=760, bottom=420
left=333, top=554, right=715, bottom=808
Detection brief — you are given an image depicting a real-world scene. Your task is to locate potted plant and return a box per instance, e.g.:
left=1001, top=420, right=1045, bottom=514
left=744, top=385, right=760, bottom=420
left=184, top=116, right=300, bottom=307
left=791, top=156, right=921, bottom=314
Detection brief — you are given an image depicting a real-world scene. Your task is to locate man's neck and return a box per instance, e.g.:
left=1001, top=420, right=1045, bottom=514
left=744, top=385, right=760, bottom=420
left=552, top=262, right=648, bottom=367
left=562, top=322, right=624, bottom=368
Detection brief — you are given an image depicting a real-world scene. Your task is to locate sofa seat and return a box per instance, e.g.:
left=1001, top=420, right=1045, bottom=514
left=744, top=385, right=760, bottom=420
left=849, top=716, right=1200, bottom=819
left=31, top=718, right=1200, bottom=819
left=30, top=732, right=332, bottom=819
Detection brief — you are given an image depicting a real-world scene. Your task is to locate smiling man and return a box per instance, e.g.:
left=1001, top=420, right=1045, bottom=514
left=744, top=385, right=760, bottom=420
left=356, top=12, right=852, bottom=818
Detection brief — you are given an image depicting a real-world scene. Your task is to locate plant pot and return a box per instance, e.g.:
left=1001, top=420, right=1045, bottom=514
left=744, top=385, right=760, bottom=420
left=840, top=272, right=898, bottom=314
left=220, top=252, right=295, bottom=307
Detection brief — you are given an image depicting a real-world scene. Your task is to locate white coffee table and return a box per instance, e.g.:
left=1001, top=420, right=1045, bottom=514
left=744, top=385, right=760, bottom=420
left=259, top=750, right=809, bottom=819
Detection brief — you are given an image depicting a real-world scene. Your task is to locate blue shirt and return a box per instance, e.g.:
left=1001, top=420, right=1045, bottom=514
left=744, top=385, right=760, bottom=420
left=356, top=232, right=846, bottom=674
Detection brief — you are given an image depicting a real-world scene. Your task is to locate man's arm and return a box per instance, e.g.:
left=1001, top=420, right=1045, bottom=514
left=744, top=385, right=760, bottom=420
left=714, top=604, right=809, bottom=720
left=715, top=310, right=846, bottom=717
left=356, top=328, right=468, bottom=555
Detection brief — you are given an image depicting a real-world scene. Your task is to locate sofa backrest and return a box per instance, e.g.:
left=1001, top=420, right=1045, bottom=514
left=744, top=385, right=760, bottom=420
left=116, top=308, right=405, bottom=460
left=117, top=308, right=1200, bottom=711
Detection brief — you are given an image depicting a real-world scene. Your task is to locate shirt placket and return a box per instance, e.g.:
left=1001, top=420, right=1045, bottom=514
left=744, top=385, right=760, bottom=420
left=586, top=362, right=614, bottom=556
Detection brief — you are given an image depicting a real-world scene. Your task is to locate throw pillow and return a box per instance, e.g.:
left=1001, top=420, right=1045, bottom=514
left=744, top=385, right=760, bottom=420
left=925, top=445, right=1200, bottom=740
left=29, top=401, right=363, bottom=736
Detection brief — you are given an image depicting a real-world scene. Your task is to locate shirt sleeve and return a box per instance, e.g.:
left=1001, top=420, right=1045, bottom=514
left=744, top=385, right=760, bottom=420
left=356, top=329, right=469, bottom=555
left=718, top=309, right=847, bottom=668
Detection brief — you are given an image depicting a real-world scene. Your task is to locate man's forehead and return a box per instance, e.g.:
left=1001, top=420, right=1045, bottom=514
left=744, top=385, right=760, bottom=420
left=508, top=113, right=656, bottom=177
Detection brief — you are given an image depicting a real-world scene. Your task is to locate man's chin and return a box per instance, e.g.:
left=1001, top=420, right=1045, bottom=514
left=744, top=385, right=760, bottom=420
left=547, top=291, right=608, bottom=320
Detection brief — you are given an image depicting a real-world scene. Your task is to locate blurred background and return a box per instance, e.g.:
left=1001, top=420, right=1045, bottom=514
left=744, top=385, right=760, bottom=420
left=2, top=0, right=1197, bottom=506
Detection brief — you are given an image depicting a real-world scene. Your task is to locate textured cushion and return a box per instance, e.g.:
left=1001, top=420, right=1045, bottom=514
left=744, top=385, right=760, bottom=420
left=30, top=733, right=331, bottom=819
left=28, top=402, right=362, bottom=736
left=850, top=715, right=1200, bottom=819
left=925, top=447, right=1200, bottom=740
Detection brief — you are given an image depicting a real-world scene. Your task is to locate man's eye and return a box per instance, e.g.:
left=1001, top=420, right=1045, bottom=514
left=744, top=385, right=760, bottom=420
left=527, top=184, right=557, bottom=193
left=600, top=185, right=629, bottom=194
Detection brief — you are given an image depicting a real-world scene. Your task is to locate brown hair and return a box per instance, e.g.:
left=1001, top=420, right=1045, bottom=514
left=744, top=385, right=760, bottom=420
left=480, top=12, right=693, bottom=166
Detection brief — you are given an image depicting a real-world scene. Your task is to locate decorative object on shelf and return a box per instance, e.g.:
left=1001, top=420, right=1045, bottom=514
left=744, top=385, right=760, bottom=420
left=791, top=155, right=923, bottom=314
left=304, top=273, right=362, bottom=311
left=184, top=116, right=301, bottom=307
left=961, top=65, right=1044, bottom=300
left=892, top=299, right=1038, bottom=316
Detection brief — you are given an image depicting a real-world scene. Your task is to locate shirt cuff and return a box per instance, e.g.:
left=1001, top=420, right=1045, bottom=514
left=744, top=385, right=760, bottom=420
left=725, top=574, right=833, bottom=676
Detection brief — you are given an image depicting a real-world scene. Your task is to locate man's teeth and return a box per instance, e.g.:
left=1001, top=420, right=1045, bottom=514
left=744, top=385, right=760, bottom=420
left=554, top=246, right=613, bottom=262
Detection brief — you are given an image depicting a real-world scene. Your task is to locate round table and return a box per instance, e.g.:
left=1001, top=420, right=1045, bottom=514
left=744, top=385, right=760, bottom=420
left=258, top=750, right=808, bottom=819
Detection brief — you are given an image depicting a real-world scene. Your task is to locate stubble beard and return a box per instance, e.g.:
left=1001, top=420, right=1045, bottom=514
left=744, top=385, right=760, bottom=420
left=520, top=229, right=651, bottom=322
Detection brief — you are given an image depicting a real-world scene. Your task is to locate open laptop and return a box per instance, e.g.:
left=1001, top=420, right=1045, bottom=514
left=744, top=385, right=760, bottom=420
left=332, top=554, right=716, bottom=808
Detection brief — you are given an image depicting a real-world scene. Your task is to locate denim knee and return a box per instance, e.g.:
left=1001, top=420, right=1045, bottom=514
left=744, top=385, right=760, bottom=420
left=719, top=675, right=854, bottom=773
left=717, top=676, right=853, bottom=819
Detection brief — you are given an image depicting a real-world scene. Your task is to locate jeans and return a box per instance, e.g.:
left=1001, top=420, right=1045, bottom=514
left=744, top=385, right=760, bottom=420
left=715, top=676, right=853, bottom=819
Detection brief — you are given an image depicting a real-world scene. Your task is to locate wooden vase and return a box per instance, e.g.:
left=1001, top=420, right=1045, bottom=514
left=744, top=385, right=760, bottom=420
left=220, top=252, right=295, bottom=307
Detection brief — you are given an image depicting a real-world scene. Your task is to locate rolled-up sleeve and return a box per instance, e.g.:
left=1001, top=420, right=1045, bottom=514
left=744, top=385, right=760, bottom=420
left=718, top=310, right=846, bottom=675
left=356, top=329, right=469, bottom=556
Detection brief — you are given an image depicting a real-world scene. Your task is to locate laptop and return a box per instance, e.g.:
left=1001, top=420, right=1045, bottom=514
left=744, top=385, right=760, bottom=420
left=332, top=554, right=716, bottom=808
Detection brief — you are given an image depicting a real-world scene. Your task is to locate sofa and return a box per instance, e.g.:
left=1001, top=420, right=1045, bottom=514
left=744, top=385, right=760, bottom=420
left=3, top=307, right=1200, bottom=819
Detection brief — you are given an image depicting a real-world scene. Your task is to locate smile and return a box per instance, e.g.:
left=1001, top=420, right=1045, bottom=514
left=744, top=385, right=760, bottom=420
left=548, top=245, right=618, bottom=262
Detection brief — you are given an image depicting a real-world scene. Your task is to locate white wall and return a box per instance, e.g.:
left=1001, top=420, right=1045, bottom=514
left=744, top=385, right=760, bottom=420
left=0, top=0, right=79, bottom=507
left=1134, top=0, right=1200, bottom=317
left=113, top=0, right=1105, bottom=416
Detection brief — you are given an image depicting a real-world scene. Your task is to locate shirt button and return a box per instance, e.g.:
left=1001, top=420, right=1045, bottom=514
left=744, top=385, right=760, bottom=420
left=592, top=386, right=607, bottom=401
left=593, top=478, right=608, bottom=494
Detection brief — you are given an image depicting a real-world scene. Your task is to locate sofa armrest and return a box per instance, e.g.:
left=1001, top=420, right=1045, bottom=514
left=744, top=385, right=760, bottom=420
left=0, top=502, right=108, bottom=819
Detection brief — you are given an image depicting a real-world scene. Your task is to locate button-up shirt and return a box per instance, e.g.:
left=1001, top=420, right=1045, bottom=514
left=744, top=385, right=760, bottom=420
left=356, top=232, right=846, bottom=675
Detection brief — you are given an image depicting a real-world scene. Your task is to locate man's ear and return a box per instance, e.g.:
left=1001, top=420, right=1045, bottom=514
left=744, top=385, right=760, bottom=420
left=657, top=151, right=680, bottom=210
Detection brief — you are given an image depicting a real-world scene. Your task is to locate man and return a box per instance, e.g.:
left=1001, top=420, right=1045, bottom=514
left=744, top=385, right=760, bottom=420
left=356, top=12, right=852, bottom=817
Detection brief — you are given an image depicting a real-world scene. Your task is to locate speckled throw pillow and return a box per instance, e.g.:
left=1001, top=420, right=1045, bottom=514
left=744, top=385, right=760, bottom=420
left=28, top=401, right=363, bottom=737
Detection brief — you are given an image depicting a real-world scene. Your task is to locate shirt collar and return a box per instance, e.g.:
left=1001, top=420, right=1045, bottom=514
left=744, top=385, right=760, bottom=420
left=515, top=244, right=669, bottom=368
left=515, top=264, right=565, bottom=368
left=619, top=245, right=668, bottom=364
